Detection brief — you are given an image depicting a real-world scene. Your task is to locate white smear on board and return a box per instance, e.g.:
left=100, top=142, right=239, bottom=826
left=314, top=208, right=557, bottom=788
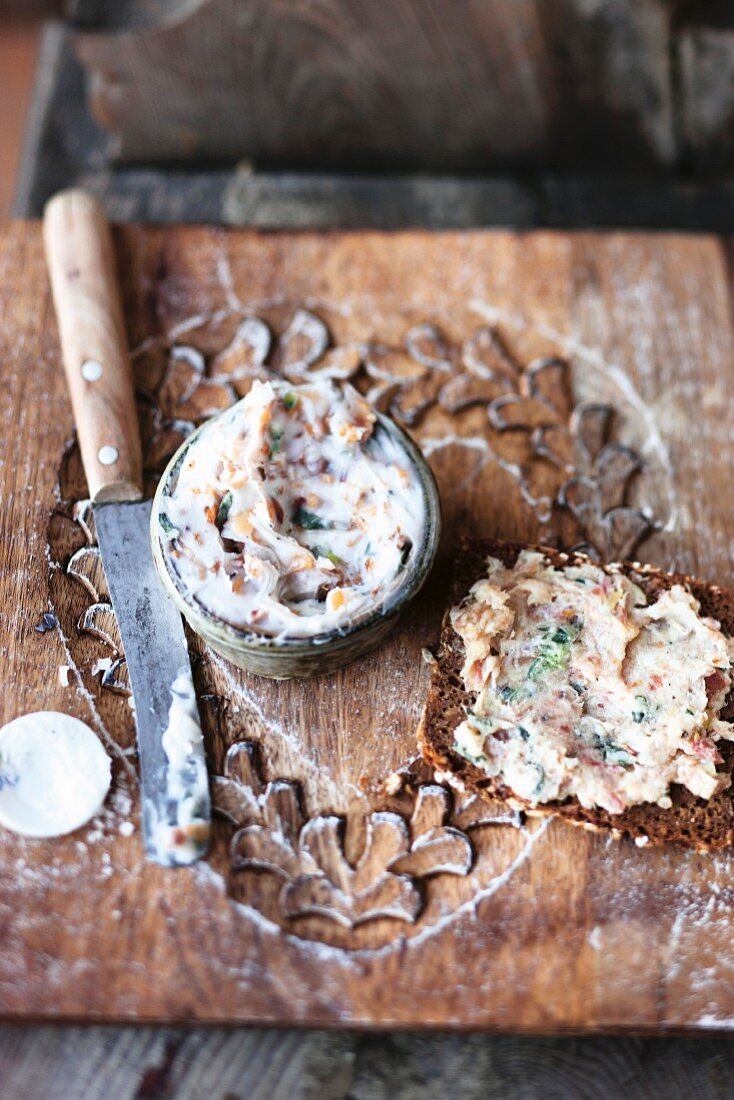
left=0, top=712, right=111, bottom=838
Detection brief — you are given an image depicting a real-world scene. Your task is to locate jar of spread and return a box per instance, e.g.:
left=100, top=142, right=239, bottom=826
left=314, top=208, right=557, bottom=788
left=152, top=378, right=440, bottom=677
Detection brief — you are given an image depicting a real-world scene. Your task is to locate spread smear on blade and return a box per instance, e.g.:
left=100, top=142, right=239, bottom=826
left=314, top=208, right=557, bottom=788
left=94, top=498, right=211, bottom=867
left=150, top=666, right=210, bottom=864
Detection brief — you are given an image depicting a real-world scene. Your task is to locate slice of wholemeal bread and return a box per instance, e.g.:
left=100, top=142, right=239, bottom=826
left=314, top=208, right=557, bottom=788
left=418, top=539, right=734, bottom=850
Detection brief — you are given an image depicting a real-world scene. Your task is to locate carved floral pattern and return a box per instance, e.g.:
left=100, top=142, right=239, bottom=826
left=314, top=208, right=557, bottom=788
left=51, top=304, right=666, bottom=946
left=213, top=741, right=473, bottom=928
left=135, top=309, right=655, bottom=559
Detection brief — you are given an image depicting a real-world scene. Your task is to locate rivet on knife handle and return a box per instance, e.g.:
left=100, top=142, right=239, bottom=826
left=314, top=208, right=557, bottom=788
left=42, top=189, right=143, bottom=504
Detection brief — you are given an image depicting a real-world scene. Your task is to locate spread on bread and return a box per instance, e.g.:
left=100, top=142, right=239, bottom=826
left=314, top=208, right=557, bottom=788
left=158, top=378, right=425, bottom=639
left=451, top=551, right=734, bottom=814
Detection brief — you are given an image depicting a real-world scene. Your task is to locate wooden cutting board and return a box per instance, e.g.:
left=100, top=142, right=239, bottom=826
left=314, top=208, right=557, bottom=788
left=2, top=222, right=734, bottom=1032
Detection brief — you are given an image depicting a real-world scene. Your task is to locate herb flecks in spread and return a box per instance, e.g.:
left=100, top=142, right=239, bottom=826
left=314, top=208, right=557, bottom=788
left=160, top=379, right=425, bottom=638
left=450, top=551, right=734, bottom=814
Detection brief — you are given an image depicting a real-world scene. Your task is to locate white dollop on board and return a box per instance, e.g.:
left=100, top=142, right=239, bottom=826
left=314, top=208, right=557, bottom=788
left=0, top=712, right=111, bottom=838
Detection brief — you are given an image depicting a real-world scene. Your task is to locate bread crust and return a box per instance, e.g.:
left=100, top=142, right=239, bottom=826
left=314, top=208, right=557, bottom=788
left=417, top=539, right=734, bottom=851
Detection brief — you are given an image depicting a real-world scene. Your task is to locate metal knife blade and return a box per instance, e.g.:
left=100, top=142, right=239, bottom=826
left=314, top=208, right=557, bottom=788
left=95, top=499, right=210, bottom=866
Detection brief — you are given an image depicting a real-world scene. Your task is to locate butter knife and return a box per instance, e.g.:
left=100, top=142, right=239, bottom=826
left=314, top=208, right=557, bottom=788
left=43, top=189, right=211, bottom=866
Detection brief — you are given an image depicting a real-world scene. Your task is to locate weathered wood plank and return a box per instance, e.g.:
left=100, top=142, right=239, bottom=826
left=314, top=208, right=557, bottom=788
left=71, top=0, right=676, bottom=170
left=0, top=16, right=43, bottom=218
left=26, top=166, right=734, bottom=231
left=0, top=1, right=60, bottom=12
left=679, top=12, right=734, bottom=174
left=18, top=24, right=734, bottom=231
left=0, top=1026, right=355, bottom=1100
left=2, top=1026, right=734, bottom=1099
left=13, top=22, right=104, bottom=221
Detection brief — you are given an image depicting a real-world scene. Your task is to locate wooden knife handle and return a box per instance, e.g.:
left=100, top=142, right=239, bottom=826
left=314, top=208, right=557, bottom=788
left=43, top=189, right=143, bottom=504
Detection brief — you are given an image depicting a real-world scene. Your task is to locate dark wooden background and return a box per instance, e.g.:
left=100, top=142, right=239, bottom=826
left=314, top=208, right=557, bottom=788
left=4, top=1028, right=734, bottom=1098
left=15, top=4, right=734, bottom=233
left=65, top=0, right=734, bottom=176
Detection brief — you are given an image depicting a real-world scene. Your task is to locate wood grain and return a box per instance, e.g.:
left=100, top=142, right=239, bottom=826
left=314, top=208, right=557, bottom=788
left=2, top=1026, right=734, bottom=1100
left=2, top=222, right=734, bottom=1031
left=18, top=24, right=734, bottom=232
left=72, top=0, right=676, bottom=171
left=679, top=14, right=734, bottom=174
left=0, top=16, right=43, bottom=218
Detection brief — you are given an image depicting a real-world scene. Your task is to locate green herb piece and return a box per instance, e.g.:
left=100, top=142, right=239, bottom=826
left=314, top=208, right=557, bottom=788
left=454, top=741, right=489, bottom=766
left=517, top=726, right=531, bottom=741
left=292, top=507, right=330, bottom=530
left=216, top=491, right=233, bottom=529
left=313, top=545, right=344, bottom=566
left=632, top=694, right=659, bottom=724
left=465, top=712, right=500, bottom=736
left=544, top=650, right=569, bottom=671
left=499, top=684, right=530, bottom=705
left=282, top=392, right=298, bottom=410
left=532, top=765, right=546, bottom=797
left=158, top=512, right=177, bottom=535
left=577, top=720, right=635, bottom=769
left=602, top=742, right=635, bottom=768
left=269, top=428, right=284, bottom=456
left=570, top=681, right=585, bottom=695
left=593, top=730, right=634, bottom=768
left=531, top=647, right=567, bottom=675
left=526, top=618, right=583, bottom=681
